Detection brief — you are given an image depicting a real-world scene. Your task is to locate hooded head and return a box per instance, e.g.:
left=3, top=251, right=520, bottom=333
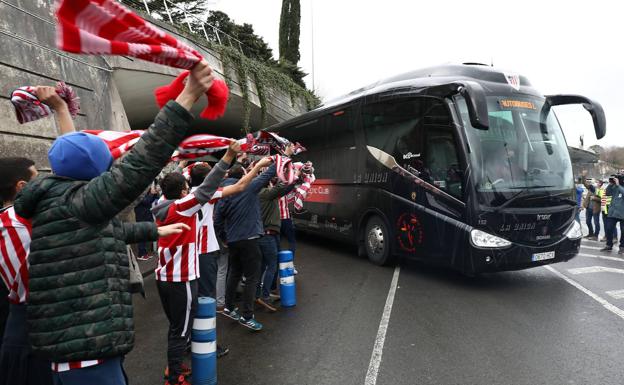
left=48, top=132, right=113, bottom=181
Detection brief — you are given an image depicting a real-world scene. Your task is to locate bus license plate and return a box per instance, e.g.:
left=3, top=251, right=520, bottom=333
left=532, top=251, right=555, bottom=262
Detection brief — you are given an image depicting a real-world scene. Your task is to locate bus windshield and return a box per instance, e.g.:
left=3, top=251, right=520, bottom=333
left=457, top=96, right=573, bottom=206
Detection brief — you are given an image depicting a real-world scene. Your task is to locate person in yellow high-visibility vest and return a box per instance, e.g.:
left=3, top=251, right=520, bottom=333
left=600, top=179, right=618, bottom=242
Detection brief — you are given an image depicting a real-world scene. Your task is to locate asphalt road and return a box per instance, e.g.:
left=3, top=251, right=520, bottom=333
left=125, top=232, right=624, bottom=385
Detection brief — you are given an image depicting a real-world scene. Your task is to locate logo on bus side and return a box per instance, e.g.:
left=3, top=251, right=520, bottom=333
left=536, top=214, right=551, bottom=221
left=402, top=152, right=421, bottom=160
left=396, top=213, right=424, bottom=252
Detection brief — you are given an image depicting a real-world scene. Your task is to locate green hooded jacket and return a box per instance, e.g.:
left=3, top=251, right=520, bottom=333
left=14, top=101, right=193, bottom=362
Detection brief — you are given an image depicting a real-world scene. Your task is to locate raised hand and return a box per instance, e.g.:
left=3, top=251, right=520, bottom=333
left=35, top=86, right=68, bottom=112
left=175, top=60, right=215, bottom=111
left=157, top=223, right=191, bottom=237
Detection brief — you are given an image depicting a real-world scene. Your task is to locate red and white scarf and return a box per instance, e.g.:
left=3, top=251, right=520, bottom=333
left=11, top=82, right=80, bottom=124
left=55, top=0, right=201, bottom=70
left=55, top=0, right=229, bottom=119
left=84, top=130, right=256, bottom=161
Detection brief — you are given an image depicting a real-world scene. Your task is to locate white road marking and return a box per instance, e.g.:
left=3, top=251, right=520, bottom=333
left=544, top=265, right=624, bottom=320
left=365, top=266, right=400, bottom=385
left=568, top=266, right=624, bottom=275
left=606, top=289, right=624, bottom=300
left=581, top=245, right=604, bottom=251
left=578, top=253, right=624, bottom=263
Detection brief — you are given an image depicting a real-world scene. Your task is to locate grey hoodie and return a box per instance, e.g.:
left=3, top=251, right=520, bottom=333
left=152, top=159, right=230, bottom=222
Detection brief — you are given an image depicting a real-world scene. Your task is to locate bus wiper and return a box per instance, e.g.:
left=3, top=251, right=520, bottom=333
left=495, top=186, right=573, bottom=212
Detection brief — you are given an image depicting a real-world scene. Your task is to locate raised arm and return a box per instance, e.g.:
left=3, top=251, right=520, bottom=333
left=247, top=163, right=277, bottom=195
left=221, top=157, right=274, bottom=198
left=258, top=181, right=296, bottom=201
left=36, top=86, right=76, bottom=135
left=69, top=61, right=215, bottom=224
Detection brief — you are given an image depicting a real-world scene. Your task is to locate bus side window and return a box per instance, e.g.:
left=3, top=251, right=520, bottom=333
left=362, top=98, right=425, bottom=174
left=324, top=110, right=355, bottom=149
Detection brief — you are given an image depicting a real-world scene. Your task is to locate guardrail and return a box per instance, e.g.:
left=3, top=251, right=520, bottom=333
left=121, top=0, right=245, bottom=53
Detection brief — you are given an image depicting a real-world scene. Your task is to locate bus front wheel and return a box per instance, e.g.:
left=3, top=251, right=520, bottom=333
left=364, top=216, right=393, bottom=266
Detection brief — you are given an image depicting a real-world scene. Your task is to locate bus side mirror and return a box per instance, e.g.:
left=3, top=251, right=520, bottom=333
left=546, top=94, right=606, bottom=139
left=459, top=81, right=489, bottom=130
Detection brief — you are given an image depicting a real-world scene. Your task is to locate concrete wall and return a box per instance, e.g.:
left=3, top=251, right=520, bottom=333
left=0, top=0, right=309, bottom=170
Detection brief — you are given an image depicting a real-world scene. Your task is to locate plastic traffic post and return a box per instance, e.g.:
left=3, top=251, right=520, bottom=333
left=192, top=297, right=217, bottom=385
left=278, top=250, right=296, bottom=307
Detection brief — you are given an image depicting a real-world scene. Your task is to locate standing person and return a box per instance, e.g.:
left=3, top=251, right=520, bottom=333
left=214, top=161, right=277, bottom=331
left=134, top=183, right=160, bottom=260
left=0, top=157, right=51, bottom=385
left=582, top=180, right=596, bottom=240
left=600, top=176, right=624, bottom=254
left=279, top=143, right=298, bottom=274
left=14, top=61, right=216, bottom=385
left=153, top=148, right=271, bottom=384
left=575, top=178, right=584, bottom=224
left=0, top=86, right=79, bottom=385
left=256, top=178, right=297, bottom=311
left=601, top=178, right=618, bottom=242
left=590, top=180, right=602, bottom=240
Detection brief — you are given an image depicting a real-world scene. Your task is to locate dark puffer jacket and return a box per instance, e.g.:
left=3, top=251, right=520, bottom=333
left=14, top=101, right=193, bottom=362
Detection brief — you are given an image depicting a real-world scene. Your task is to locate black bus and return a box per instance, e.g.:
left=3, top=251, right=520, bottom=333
left=267, top=64, right=606, bottom=274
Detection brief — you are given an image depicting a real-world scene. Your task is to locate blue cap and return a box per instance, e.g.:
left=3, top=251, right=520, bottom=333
left=48, top=132, right=113, bottom=181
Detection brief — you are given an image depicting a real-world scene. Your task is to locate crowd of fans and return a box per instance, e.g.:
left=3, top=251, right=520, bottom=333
left=0, top=62, right=307, bottom=385
left=576, top=176, right=624, bottom=253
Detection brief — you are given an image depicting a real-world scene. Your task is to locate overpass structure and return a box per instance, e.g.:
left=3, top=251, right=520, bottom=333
left=0, top=0, right=310, bottom=169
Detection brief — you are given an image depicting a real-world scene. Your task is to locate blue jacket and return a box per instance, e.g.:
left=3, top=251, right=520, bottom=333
left=607, top=184, right=624, bottom=219
left=214, top=164, right=276, bottom=243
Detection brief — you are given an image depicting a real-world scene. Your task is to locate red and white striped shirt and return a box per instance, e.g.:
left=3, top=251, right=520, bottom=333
left=1, top=207, right=104, bottom=371
left=0, top=206, right=31, bottom=304
left=278, top=196, right=291, bottom=220
left=195, top=188, right=223, bottom=255
left=156, top=189, right=222, bottom=282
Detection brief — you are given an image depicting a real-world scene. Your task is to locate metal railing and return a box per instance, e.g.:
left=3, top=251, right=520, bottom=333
left=121, top=0, right=245, bottom=53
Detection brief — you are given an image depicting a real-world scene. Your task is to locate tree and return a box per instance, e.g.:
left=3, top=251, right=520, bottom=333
left=147, top=0, right=208, bottom=29
left=279, top=0, right=301, bottom=65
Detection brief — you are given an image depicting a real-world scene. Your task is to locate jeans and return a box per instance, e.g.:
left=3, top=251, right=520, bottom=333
left=257, top=234, right=279, bottom=299
left=605, top=217, right=624, bottom=248
left=225, top=239, right=262, bottom=319
left=603, top=212, right=617, bottom=239
left=198, top=251, right=219, bottom=298
left=216, top=247, right=228, bottom=307
left=52, top=357, right=126, bottom=385
left=281, top=218, right=296, bottom=254
left=592, top=211, right=601, bottom=237
left=585, top=208, right=594, bottom=236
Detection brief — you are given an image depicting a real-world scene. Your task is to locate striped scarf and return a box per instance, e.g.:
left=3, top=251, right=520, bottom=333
left=11, top=82, right=80, bottom=124
left=83, top=130, right=255, bottom=161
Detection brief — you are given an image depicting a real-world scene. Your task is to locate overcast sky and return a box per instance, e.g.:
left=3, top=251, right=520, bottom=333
left=210, top=0, right=622, bottom=148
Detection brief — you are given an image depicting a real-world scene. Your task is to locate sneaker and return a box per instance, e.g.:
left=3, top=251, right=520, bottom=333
left=137, top=254, right=151, bottom=261
left=600, top=237, right=607, bottom=242
left=600, top=246, right=613, bottom=252
left=221, top=307, right=241, bottom=321
left=216, top=305, right=225, bottom=314
left=583, top=234, right=593, bottom=239
left=256, top=297, right=277, bottom=312
left=217, top=344, right=229, bottom=358
left=269, top=292, right=281, bottom=301
left=164, top=364, right=191, bottom=381
left=239, top=316, right=263, bottom=331
left=588, top=236, right=598, bottom=241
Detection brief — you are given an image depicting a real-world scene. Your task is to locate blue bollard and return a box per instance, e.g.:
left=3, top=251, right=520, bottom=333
left=192, top=297, right=217, bottom=385
left=278, top=250, right=296, bottom=307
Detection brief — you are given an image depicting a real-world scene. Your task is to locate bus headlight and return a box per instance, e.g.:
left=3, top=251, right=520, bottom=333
left=470, top=229, right=512, bottom=248
left=564, top=221, right=582, bottom=240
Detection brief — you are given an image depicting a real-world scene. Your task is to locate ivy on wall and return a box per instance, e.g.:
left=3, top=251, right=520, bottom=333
left=214, top=44, right=320, bottom=134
